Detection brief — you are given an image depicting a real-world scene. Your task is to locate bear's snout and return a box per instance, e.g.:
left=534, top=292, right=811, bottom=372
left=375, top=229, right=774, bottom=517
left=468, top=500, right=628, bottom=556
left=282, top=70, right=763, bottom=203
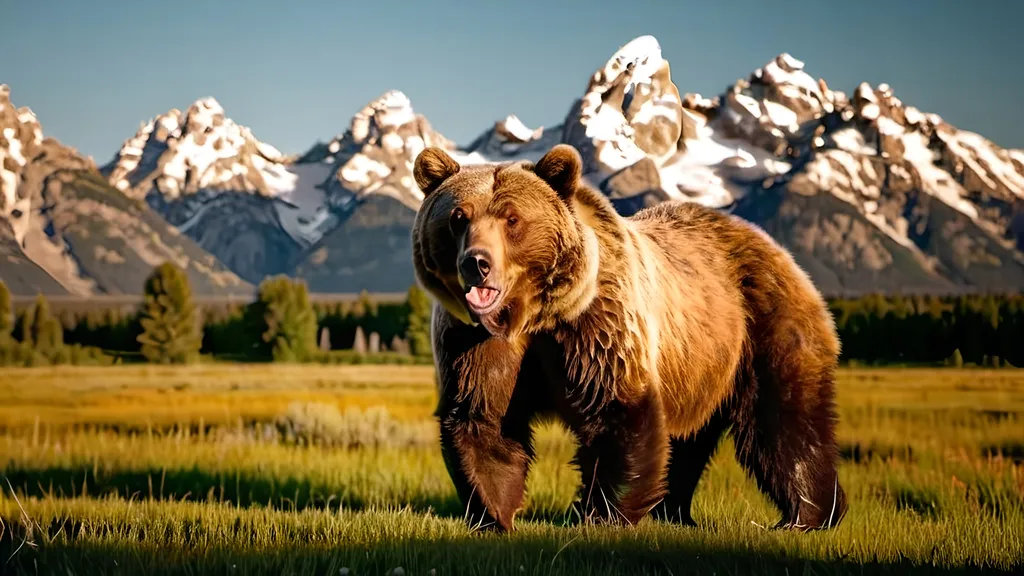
left=459, top=248, right=492, bottom=286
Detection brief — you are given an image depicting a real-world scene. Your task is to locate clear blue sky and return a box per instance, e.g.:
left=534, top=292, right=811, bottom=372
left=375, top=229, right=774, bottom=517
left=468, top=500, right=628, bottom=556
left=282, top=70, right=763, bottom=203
left=2, top=0, right=1020, bottom=162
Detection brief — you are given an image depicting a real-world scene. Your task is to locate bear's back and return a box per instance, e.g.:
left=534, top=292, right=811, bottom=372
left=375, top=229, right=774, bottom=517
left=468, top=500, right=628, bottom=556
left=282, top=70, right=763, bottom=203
left=622, top=200, right=838, bottom=435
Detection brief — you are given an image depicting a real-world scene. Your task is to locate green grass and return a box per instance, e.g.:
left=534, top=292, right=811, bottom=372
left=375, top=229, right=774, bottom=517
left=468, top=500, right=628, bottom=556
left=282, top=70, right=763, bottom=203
left=1, top=366, right=1022, bottom=575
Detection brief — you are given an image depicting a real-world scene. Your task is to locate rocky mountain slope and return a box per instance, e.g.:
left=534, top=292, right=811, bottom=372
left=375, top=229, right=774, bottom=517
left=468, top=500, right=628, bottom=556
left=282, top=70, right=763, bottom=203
left=557, top=36, right=1024, bottom=295
left=289, top=92, right=578, bottom=293
left=101, top=97, right=337, bottom=284
left=11, top=34, right=1020, bottom=297
left=0, top=85, right=250, bottom=296
left=293, top=35, right=1024, bottom=296
left=290, top=91, right=457, bottom=292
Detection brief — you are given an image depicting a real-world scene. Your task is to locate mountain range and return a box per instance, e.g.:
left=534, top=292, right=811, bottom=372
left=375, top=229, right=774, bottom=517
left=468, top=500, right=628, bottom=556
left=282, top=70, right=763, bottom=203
left=3, top=35, right=1023, bottom=298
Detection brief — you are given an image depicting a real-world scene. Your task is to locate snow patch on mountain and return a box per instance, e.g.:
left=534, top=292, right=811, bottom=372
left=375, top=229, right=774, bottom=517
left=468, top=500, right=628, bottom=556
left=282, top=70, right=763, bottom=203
left=0, top=85, right=45, bottom=245
left=274, top=162, right=337, bottom=243
left=562, top=37, right=793, bottom=207
left=105, top=97, right=298, bottom=200
left=459, top=115, right=561, bottom=165
left=306, top=90, right=457, bottom=212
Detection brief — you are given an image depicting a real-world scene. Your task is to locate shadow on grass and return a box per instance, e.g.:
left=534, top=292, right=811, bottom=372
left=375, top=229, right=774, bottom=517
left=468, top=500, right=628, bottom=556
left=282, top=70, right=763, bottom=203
left=982, top=441, right=1024, bottom=464
left=1, top=464, right=485, bottom=521
left=838, top=441, right=916, bottom=464
left=892, top=486, right=943, bottom=520
left=1, top=526, right=1018, bottom=576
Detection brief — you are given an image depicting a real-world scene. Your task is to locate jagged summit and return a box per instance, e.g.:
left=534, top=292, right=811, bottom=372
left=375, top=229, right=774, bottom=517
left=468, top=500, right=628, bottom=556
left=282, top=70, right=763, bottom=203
left=304, top=89, right=456, bottom=212
left=1, top=84, right=45, bottom=243
left=99, top=96, right=338, bottom=283
left=103, top=96, right=297, bottom=201
left=0, top=85, right=248, bottom=296
left=460, top=115, right=561, bottom=163
left=7, top=35, right=1022, bottom=296
left=675, top=46, right=1024, bottom=293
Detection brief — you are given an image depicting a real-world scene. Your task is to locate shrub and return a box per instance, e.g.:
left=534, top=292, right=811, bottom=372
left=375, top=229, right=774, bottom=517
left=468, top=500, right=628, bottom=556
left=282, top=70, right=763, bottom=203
left=406, top=285, right=432, bottom=358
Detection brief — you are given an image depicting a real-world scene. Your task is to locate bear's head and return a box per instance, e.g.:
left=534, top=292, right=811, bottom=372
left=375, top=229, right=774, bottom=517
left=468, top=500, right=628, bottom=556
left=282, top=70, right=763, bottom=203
left=412, top=144, right=592, bottom=338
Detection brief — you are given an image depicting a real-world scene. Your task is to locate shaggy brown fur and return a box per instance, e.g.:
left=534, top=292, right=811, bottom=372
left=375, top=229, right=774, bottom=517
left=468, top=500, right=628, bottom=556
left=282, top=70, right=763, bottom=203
left=411, top=144, right=848, bottom=533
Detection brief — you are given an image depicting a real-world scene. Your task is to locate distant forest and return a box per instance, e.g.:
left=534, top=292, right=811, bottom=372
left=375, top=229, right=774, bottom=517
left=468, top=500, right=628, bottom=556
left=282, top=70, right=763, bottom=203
left=2, top=270, right=1023, bottom=367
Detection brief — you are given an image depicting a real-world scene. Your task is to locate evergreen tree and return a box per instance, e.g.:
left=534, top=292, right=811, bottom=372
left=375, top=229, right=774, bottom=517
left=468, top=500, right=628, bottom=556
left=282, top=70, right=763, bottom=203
left=246, top=276, right=318, bottom=362
left=358, top=289, right=379, bottom=318
left=406, top=285, right=432, bottom=357
left=136, top=262, right=202, bottom=364
left=0, top=281, right=12, bottom=343
left=28, top=294, right=63, bottom=354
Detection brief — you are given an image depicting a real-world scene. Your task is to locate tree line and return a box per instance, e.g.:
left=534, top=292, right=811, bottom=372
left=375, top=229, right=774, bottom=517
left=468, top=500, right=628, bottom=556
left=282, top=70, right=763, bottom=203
left=0, top=262, right=433, bottom=366
left=828, top=293, right=1023, bottom=368
left=1, top=262, right=1022, bottom=367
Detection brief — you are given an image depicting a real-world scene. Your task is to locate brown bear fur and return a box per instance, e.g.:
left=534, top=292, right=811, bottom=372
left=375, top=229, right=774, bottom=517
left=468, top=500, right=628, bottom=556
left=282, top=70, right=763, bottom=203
left=412, top=155, right=553, bottom=532
left=411, top=144, right=849, bottom=533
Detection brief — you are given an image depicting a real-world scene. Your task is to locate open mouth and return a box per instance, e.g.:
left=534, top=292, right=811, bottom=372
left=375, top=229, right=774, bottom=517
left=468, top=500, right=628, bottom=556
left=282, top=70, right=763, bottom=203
left=464, top=285, right=503, bottom=316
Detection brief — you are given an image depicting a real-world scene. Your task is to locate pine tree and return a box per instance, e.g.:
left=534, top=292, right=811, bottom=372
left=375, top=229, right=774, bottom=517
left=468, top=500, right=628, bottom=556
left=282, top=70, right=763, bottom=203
left=245, top=276, right=318, bottom=362
left=28, top=294, right=63, bottom=354
left=358, top=289, right=379, bottom=318
left=136, top=262, right=202, bottom=364
left=0, top=281, right=12, bottom=343
left=406, top=285, right=432, bottom=357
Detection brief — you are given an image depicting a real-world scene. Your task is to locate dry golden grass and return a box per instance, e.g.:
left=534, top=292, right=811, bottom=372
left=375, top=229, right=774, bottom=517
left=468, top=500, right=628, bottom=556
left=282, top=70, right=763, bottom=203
left=0, top=364, right=438, bottom=429
left=1, top=365, right=1022, bottom=575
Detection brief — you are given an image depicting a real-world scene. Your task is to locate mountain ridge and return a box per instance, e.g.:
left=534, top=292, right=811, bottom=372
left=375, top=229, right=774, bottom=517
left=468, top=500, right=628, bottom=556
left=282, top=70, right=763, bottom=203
left=4, top=36, right=1023, bottom=296
left=0, top=85, right=252, bottom=297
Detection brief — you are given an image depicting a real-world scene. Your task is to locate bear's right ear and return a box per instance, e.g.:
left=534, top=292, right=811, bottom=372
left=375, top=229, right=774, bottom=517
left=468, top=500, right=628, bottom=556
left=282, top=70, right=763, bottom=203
left=533, top=144, right=582, bottom=203
left=414, top=147, right=461, bottom=197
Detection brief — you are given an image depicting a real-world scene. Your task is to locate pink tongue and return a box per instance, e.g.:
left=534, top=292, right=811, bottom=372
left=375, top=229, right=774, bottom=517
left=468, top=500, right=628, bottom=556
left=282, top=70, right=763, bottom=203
left=466, top=286, right=496, bottom=308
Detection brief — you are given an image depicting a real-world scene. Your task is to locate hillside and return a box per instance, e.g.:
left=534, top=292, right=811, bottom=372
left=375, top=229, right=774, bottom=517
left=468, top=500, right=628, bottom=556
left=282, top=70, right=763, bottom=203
left=100, top=97, right=337, bottom=284
left=0, top=85, right=250, bottom=297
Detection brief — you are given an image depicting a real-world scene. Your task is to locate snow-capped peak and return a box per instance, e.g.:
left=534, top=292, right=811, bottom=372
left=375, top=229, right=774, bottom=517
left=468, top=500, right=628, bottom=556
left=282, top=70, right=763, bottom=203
left=595, top=35, right=664, bottom=92
left=458, top=114, right=560, bottom=164
left=566, top=35, right=675, bottom=177
left=104, top=97, right=296, bottom=201
left=313, top=90, right=455, bottom=211
left=563, top=38, right=792, bottom=208
left=1, top=84, right=46, bottom=242
left=497, top=115, right=543, bottom=144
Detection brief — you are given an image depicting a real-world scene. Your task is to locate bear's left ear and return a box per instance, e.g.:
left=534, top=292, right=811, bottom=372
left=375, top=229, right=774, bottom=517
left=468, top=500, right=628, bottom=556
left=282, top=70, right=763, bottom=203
left=414, top=147, right=461, bottom=197
left=533, top=144, right=582, bottom=203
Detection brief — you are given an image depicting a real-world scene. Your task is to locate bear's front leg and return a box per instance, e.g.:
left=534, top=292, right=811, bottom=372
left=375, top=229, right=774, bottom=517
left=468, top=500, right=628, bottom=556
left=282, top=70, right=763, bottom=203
left=437, top=410, right=533, bottom=532
left=432, top=309, right=539, bottom=532
left=569, top=386, right=669, bottom=526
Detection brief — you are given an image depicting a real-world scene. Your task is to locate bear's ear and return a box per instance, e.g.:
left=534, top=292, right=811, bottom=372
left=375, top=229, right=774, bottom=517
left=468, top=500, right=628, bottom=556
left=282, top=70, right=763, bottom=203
left=533, top=144, right=582, bottom=203
left=414, top=147, right=461, bottom=196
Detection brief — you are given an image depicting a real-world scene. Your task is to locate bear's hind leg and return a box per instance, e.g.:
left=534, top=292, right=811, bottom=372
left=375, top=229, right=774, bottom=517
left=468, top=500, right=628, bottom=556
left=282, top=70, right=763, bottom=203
left=651, top=410, right=731, bottom=526
left=570, top=387, right=670, bottom=526
left=730, top=364, right=848, bottom=531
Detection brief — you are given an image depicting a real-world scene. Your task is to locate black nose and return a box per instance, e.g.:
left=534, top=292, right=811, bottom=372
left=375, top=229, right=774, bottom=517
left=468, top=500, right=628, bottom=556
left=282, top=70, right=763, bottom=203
left=459, top=249, right=491, bottom=286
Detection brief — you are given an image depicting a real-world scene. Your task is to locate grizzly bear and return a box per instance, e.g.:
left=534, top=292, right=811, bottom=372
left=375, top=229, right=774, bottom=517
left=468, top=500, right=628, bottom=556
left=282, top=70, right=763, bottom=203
left=411, top=144, right=848, bottom=533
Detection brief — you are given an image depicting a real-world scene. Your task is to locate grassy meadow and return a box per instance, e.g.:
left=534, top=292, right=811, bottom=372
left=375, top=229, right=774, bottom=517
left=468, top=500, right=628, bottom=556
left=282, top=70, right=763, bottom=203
left=1, top=365, right=1022, bottom=575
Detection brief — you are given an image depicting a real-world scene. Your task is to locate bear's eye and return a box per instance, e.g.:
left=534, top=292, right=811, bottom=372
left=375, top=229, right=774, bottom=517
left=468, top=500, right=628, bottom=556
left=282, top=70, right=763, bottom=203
left=449, top=207, right=467, bottom=233
left=507, top=215, right=519, bottom=227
